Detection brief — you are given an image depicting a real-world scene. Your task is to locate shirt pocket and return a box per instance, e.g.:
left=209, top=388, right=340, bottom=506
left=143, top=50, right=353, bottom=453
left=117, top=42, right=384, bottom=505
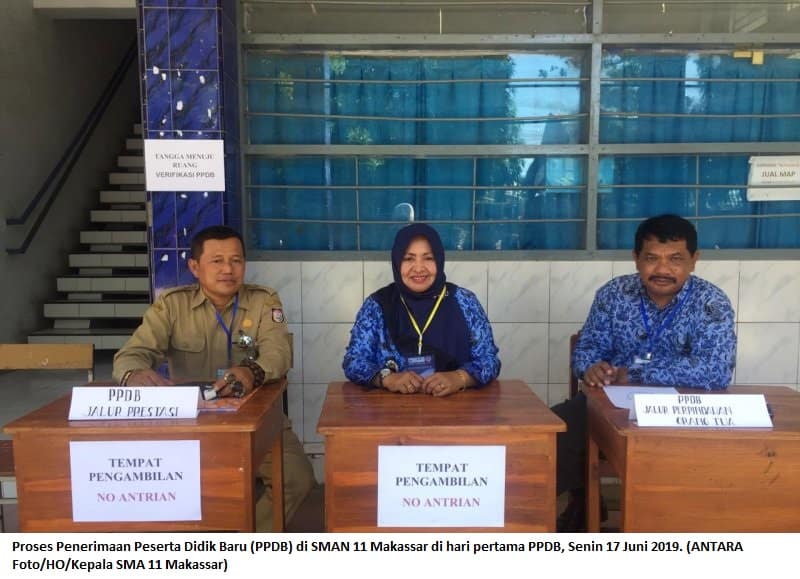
left=169, top=335, right=207, bottom=380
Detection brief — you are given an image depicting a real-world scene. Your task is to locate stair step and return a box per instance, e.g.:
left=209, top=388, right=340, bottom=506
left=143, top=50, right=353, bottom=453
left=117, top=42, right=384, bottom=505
left=118, top=155, right=144, bottom=168
left=109, top=172, right=145, bottom=186
left=29, top=124, right=150, bottom=352
left=89, top=244, right=125, bottom=253
left=28, top=329, right=135, bottom=350
left=102, top=203, right=146, bottom=211
left=53, top=319, right=91, bottom=330
left=67, top=293, right=104, bottom=301
left=44, top=302, right=149, bottom=319
left=99, top=190, right=146, bottom=204
left=58, top=276, right=150, bottom=293
left=77, top=268, right=113, bottom=276
left=90, top=209, right=147, bottom=223
left=100, top=189, right=147, bottom=203
left=80, top=230, right=147, bottom=245
left=69, top=253, right=148, bottom=268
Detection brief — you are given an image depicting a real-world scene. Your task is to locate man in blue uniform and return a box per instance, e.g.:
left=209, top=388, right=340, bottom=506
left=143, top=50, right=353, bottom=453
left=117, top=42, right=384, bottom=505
left=554, top=214, right=737, bottom=531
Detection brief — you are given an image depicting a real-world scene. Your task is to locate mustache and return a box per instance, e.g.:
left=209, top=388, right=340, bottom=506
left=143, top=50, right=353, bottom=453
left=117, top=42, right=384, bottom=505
left=648, top=275, right=677, bottom=283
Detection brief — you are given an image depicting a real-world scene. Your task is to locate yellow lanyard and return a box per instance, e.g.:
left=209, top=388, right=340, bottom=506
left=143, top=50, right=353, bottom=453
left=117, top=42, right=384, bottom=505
left=399, top=288, right=447, bottom=355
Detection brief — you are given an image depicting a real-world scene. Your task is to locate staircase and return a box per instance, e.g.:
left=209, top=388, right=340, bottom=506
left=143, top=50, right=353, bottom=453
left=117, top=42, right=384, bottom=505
left=28, top=124, right=150, bottom=350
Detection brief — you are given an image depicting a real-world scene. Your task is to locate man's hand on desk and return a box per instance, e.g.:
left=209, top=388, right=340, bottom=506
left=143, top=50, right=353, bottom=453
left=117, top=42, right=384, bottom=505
left=212, top=366, right=256, bottom=398
left=583, top=362, right=629, bottom=387
left=124, top=368, right=175, bottom=386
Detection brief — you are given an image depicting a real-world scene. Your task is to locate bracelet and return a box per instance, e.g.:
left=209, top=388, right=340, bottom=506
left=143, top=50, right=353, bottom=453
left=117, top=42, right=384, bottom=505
left=120, top=370, right=134, bottom=386
left=239, top=358, right=266, bottom=388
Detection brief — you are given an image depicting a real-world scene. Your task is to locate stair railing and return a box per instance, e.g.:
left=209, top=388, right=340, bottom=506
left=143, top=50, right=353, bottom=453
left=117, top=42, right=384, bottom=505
left=6, top=39, right=138, bottom=255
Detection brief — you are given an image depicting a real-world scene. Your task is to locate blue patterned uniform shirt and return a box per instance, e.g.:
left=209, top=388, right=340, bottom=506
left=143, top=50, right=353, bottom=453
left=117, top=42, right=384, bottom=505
left=343, top=286, right=500, bottom=386
left=573, top=274, right=736, bottom=390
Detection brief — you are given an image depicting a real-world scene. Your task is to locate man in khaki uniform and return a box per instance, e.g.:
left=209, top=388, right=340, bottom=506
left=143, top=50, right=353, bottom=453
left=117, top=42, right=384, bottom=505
left=113, top=225, right=315, bottom=531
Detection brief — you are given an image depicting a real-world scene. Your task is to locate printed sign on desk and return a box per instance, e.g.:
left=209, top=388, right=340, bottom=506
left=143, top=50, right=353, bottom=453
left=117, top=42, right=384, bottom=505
left=144, top=139, right=225, bottom=191
left=70, top=440, right=201, bottom=522
left=634, top=393, right=773, bottom=428
left=69, top=386, right=199, bottom=420
left=377, top=445, right=505, bottom=527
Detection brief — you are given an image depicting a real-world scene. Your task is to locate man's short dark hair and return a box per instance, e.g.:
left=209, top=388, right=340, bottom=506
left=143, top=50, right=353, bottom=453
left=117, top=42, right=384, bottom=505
left=190, top=225, right=246, bottom=260
left=634, top=214, right=698, bottom=255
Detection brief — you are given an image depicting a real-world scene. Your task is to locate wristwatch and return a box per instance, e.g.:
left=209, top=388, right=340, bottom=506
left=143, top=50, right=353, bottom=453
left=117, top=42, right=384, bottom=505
left=378, top=367, right=393, bottom=388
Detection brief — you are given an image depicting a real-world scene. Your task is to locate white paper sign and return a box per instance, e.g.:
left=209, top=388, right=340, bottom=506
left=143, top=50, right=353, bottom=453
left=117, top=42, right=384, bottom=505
left=144, top=139, right=225, bottom=191
left=747, top=156, right=800, bottom=201
left=377, top=445, right=505, bottom=528
left=634, top=393, right=773, bottom=428
left=604, top=385, right=679, bottom=412
left=70, top=440, right=201, bottom=522
left=69, top=386, right=199, bottom=420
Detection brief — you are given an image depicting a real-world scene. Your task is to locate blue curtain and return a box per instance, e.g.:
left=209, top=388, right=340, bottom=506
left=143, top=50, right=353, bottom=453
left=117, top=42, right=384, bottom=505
left=246, top=52, right=585, bottom=250
left=600, top=52, right=800, bottom=249
left=246, top=50, right=799, bottom=251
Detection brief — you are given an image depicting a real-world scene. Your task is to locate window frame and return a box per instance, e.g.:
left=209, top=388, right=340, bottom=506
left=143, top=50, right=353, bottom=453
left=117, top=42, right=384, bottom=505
left=237, top=0, right=800, bottom=259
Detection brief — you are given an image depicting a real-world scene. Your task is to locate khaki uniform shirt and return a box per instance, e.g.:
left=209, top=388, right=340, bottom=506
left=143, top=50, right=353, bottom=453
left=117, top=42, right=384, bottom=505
left=113, top=284, right=291, bottom=383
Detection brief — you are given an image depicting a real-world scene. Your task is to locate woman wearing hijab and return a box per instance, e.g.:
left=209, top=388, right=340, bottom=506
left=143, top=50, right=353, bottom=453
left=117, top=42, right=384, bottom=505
left=343, top=223, right=500, bottom=396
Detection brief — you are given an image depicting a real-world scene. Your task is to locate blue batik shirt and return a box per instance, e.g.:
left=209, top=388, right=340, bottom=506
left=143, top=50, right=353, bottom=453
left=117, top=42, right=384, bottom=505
left=343, top=285, right=500, bottom=386
left=573, top=274, right=736, bottom=390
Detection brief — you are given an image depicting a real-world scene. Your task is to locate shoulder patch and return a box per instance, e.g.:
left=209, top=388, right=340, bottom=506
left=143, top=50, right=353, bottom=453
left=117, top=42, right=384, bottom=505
left=272, top=308, right=285, bottom=323
left=158, top=284, right=196, bottom=298
left=244, top=283, right=278, bottom=296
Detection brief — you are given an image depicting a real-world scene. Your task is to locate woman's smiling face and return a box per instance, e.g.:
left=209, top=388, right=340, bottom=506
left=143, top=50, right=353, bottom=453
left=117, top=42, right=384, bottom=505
left=400, top=236, right=437, bottom=293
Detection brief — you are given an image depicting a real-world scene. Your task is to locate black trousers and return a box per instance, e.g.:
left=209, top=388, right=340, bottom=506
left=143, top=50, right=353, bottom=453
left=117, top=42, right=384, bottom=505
left=551, top=392, right=588, bottom=496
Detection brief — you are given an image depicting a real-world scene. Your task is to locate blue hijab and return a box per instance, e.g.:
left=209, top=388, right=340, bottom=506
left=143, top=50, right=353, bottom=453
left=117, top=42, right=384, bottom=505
left=374, top=224, right=471, bottom=371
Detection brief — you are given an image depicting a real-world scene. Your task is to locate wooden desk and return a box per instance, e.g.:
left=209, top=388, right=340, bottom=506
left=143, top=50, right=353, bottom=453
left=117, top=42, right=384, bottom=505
left=318, top=380, right=565, bottom=532
left=586, top=385, right=800, bottom=532
left=3, top=380, right=287, bottom=532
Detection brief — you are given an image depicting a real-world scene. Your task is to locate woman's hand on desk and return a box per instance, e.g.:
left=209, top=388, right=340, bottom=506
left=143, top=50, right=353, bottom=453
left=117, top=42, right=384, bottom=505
left=422, top=370, right=470, bottom=397
left=382, top=371, right=423, bottom=394
left=583, top=362, right=628, bottom=387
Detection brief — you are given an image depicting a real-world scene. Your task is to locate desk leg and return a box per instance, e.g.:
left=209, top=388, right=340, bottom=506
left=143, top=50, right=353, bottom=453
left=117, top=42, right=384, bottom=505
left=271, top=433, right=285, bottom=532
left=586, top=433, right=601, bottom=533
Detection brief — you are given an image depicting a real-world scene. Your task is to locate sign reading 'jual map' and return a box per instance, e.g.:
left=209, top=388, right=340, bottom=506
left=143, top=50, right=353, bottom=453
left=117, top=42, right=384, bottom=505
left=747, top=155, right=800, bottom=201
left=377, top=445, right=506, bottom=528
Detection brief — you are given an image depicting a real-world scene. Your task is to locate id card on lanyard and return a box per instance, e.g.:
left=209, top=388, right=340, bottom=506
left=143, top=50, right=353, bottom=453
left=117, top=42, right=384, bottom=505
left=407, top=354, right=435, bottom=377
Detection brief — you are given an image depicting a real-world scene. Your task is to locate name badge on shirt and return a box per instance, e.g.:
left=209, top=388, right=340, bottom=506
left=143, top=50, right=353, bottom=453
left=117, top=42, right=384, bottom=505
left=633, top=354, right=653, bottom=366
left=407, top=355, right=435, bottom=378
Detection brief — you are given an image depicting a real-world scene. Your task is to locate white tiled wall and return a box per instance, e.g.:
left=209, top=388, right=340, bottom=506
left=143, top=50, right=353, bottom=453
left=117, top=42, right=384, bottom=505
left=247, top=259, right=800, bottom=462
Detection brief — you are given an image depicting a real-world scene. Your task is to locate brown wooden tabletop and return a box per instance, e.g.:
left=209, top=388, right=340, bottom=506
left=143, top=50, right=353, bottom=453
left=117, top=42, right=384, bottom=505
left=5, top=381, right=285, bottom=435
left=3, top=380, right=287, bottom=532
left=319, top=379, right=565, bottom=532
left=585, top=384, right=800, bottom=532
left=318, top=379, right=566, bottom=433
